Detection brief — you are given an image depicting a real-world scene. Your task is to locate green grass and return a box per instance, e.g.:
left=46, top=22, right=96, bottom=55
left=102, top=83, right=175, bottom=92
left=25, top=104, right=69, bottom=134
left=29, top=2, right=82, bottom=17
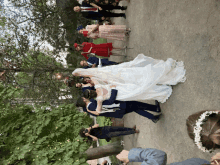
left=96, top=116, right=122, bottom=164
left=93, top=38, right=107, bottom=45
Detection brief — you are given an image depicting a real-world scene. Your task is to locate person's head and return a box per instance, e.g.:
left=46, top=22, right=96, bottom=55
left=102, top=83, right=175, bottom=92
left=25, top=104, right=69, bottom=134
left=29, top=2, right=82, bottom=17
left=76, top=97, right=90, bottom=107
left=64, top=77, right=75, bottom=87
left=74, top=43, right=83, bottom=51
left=83, top=89, right=97, bottom=99
left=78, top=29, right=83, bottom=34
left=80, top=60, right=88, bottom=67
left=76, top=46, right=81, bottom=51
left=84, top=77, right=91, bottom=83
left=76, top=83, right=82, bottom=88
left=186, top=110, right=220, bottom=152
left=73, top=6, right=81, bottom=12
left=79, top=127, right=87, bottom=138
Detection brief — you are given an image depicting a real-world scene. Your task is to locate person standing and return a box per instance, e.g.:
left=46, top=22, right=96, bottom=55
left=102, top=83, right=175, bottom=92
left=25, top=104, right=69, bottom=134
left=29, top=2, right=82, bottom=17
left=78, top=24, right=130, bottom=41
left=74, top=42, right=126, bottom=60
left=73, top=2, right=127, bottom=23
left=79, top=124, right=139, bottom=142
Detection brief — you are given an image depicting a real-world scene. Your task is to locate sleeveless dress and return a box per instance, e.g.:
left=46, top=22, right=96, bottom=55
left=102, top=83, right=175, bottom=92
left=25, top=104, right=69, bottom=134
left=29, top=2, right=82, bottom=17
left=81, top=42, right=113, bottom=59
left=86, top=25, right=126, bottom=41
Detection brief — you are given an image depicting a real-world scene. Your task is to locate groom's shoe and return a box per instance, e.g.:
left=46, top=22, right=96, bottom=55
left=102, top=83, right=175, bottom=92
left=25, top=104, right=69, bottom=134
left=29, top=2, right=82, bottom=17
left=151, top=114, right=161, bottom=123
left=155, top=100, right=161, bottom=112
left=122, top=14, right=126, bottom=19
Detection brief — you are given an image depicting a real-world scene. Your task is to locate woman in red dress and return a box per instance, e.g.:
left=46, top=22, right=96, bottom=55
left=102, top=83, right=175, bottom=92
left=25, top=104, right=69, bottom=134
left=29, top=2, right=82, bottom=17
left=74, top=42, right=125, bottom=60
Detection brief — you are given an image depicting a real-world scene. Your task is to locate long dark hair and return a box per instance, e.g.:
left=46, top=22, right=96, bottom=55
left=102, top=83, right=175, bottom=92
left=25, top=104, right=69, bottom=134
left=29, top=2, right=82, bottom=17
left=186, top=110, right=220, bottom=151
left=83, top=89, right=97, bottom=99
left=76, top=97, right=86, bottom=107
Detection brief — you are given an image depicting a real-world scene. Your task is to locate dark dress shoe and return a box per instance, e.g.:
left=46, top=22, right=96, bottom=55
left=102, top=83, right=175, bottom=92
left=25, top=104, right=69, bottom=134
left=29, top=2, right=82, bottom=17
left=133, top=125, right=136, bottom=130
left=151, top=114, right=161, bottom=123
left=122, top=6, right=127, bottom=10
left=155, top=100, right=161, bottom=112
left=123, top=14, right=126, bottom=19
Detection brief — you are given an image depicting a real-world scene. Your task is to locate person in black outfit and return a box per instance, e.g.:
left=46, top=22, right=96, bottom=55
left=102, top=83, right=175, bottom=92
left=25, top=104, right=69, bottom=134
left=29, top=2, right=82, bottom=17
left=73, top=1, right=127, bottom=23
left=79, top=124, right=139, bottom=142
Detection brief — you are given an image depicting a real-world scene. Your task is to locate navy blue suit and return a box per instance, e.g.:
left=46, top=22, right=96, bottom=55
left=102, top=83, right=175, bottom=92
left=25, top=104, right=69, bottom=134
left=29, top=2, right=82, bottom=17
left=85, top=89, right=159, bottom=120
left=80, top=2, right=125, bottom=23
left=84, top=57, right=117, bottom=69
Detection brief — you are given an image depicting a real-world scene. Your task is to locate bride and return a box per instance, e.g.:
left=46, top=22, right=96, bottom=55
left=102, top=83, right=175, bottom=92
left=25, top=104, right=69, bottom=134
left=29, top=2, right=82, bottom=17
left=73, top=54, right=186, bottom=103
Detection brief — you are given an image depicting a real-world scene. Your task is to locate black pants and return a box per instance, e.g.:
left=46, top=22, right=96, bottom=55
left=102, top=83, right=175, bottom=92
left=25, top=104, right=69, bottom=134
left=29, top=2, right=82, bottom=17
left=99, top=102, right=158, bottom=119
left=99, top=10, right=125, bottom=18
left=98, top=4, right=125, bottom=10
left=103, top=126, right=135, bottom=138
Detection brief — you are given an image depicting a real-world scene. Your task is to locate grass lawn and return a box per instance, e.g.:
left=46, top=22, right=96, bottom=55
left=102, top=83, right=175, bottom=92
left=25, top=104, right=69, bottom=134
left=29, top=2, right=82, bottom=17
left=96, top=116, right=122, bottom=164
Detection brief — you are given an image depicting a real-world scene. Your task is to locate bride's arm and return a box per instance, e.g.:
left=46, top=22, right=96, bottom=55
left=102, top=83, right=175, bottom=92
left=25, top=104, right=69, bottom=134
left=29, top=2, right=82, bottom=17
left=96, top=99, right=103, bottom=113
left=86, top=107, right=100, bottom=116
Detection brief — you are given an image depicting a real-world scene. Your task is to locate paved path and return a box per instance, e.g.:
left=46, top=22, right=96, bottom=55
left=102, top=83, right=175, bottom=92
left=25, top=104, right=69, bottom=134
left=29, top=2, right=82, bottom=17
left=109, top=0, right=220, bottom=164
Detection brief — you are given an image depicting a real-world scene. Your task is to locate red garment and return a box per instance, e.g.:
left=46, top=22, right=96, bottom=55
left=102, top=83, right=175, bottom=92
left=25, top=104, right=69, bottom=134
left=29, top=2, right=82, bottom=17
left=81, top=7, right=97, bottom=11
left=81, top=42, right=113, bottom=58
left=83, top=31, right=88, bottom=37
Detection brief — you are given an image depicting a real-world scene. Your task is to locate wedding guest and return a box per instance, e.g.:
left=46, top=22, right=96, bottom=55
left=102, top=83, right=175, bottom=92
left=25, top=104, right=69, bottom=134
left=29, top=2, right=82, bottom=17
left=115, top=148, right=220, bottom=164
left=103, top=147, right=217, bottom=165
left=64, top=76, right=75, bottom=87
left=74, top=42, right=126, bottom=60
left=79, top=124, right=139, bottom=142
left=80, top=56, right=118, bottom=69
left=78, top=24, right=130, bottom=41
left=73, top=2, right=126, bottom=23
left=186, top=110, right=220, bottom=153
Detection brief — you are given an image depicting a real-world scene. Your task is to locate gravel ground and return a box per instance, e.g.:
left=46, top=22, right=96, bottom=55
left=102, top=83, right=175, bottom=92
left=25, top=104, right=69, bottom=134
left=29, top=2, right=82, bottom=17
left=108, top=0, right=220, bottom=164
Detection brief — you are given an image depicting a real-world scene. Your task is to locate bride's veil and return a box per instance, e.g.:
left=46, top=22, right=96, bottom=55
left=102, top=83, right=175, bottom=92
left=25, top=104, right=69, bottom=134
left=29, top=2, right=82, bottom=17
left=72, top=67, right=125, bottom=84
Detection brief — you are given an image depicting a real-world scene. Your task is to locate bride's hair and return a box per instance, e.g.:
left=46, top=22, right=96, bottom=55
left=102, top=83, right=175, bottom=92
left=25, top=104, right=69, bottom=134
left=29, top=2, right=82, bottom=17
left=186, top=110, right=220, bottom=150
left=83, top=89, right=97, bottom=99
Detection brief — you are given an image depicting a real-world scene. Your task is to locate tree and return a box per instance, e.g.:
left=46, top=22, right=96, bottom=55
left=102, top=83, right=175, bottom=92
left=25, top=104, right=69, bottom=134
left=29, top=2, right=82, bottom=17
left=84, top=142, right=123, bottom=160
left=0, top=101, right=93, bottom=164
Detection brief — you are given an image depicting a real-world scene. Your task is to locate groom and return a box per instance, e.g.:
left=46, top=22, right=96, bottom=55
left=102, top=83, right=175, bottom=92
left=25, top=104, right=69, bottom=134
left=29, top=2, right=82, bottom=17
left=76, top=88, right=162, bottom=123
left=73, top=1, right=126, bottom=23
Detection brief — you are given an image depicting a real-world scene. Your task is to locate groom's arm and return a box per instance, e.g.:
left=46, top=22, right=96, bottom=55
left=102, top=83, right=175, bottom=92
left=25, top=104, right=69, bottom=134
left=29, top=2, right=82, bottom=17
left=102, top=89, right=118, bottom=105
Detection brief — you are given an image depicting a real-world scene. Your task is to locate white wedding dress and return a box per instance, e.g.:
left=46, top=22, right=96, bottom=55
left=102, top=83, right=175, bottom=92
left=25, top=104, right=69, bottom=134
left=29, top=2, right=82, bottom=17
left=73, top=54, right=186, bottom=103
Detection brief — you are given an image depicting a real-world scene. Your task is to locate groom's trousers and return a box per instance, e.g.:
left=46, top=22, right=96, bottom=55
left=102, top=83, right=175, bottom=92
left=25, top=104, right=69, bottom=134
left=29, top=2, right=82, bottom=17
left=99, top=101, right=159, bottom=119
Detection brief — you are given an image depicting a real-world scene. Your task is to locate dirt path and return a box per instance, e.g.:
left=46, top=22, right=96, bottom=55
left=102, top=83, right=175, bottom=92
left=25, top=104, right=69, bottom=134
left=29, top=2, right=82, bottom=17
left=109, top=0, right=220, bottom=164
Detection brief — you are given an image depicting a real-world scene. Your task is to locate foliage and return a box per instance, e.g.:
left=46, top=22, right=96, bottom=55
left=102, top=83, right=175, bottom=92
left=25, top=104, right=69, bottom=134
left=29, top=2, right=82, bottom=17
left=96, top=116, right=113, bottom=127
left=0, top=82, right=24, bottom=117
left=0, top=102, right=93, bottom=164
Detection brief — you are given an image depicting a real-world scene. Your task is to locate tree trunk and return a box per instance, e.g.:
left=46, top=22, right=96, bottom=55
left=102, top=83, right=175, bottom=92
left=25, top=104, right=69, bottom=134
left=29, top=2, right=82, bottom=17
left=85, top=142, right=123, bottom=160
